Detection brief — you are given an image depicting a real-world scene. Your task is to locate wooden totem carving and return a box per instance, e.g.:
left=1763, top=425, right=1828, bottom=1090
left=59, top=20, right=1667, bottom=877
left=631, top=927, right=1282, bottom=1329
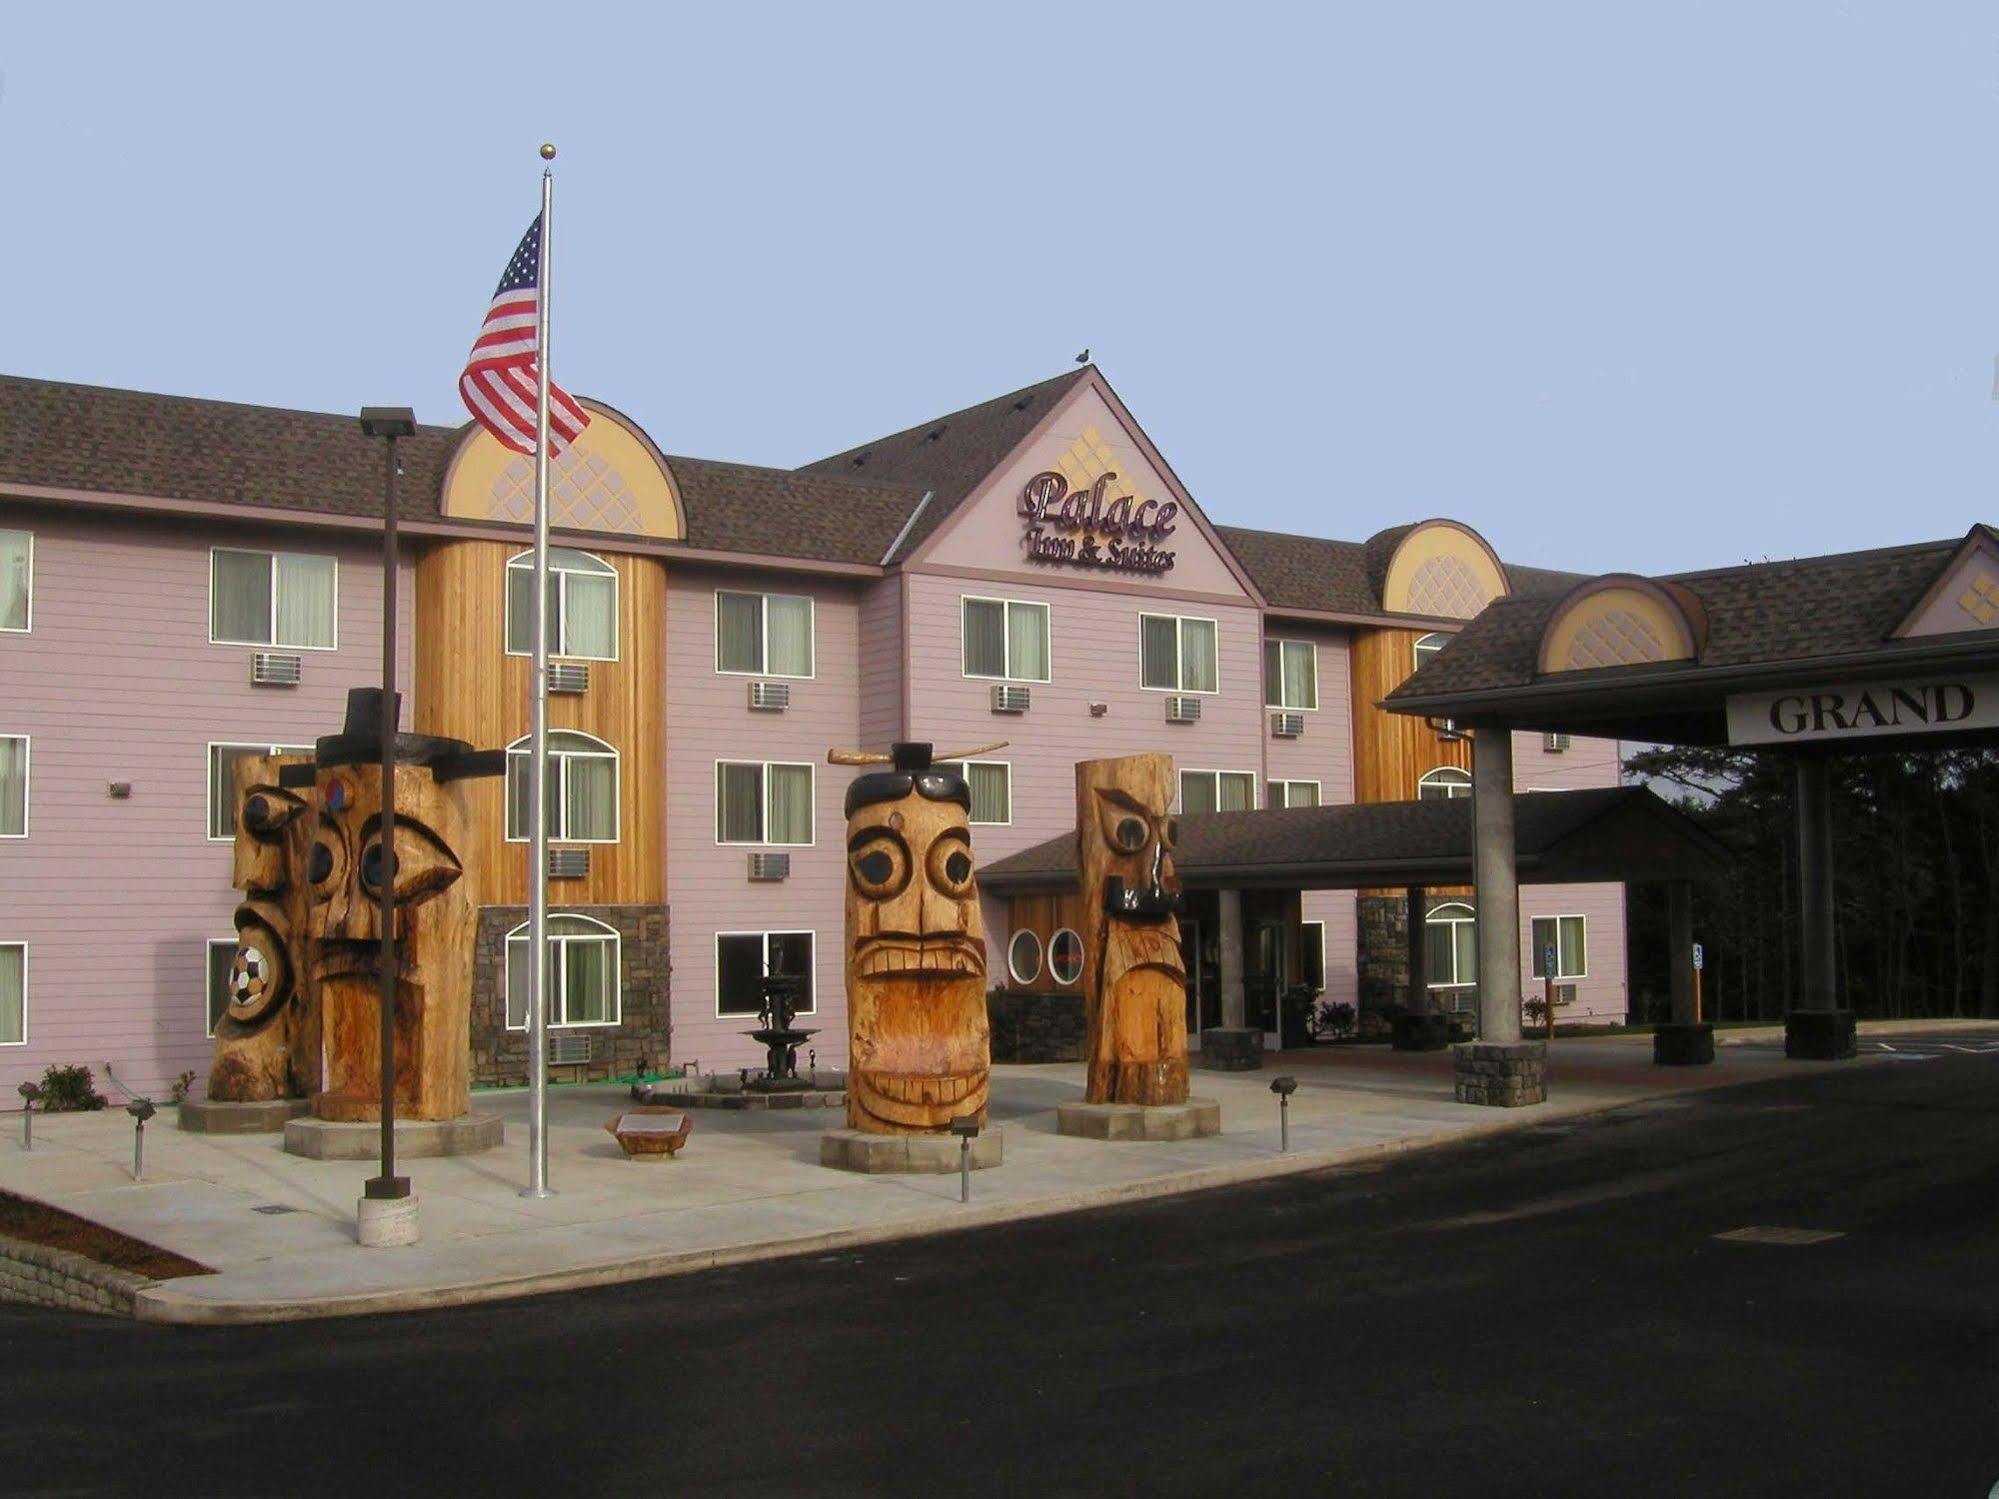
left=207, top=753, right=321, bottom=1102
left=1077, top=753, right=1190, bottom=1105
left=832, top=741, right=1001, bottom=1134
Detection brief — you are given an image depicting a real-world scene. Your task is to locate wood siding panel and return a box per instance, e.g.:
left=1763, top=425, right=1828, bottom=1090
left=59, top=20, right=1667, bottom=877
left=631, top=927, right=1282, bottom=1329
left=1350, top=627, right=1470, bottom=804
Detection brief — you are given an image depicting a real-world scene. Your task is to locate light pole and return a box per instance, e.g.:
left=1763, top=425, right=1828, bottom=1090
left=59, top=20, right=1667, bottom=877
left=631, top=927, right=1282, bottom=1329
left=358, top=407, right=416, bottom=1207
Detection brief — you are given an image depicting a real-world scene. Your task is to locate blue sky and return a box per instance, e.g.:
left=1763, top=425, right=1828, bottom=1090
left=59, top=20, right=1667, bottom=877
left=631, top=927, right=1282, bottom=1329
left=3, top=3, right=1994, bottom=574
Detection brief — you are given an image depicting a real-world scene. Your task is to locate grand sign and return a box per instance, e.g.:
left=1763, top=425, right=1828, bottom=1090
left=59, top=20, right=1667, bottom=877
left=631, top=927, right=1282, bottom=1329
left=1725, top=673, right=1999, bottom=746
left=1018, top=471, right=1178, bottom=576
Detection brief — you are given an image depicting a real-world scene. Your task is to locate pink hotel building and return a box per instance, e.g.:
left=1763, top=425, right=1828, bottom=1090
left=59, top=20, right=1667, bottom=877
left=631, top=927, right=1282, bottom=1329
left=0, top=366, right=1626, bottom=1096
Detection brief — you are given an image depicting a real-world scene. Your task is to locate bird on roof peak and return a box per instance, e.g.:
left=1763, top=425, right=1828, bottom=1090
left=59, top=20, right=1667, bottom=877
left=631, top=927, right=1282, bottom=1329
left=1075, top=349, right=1090, bottom=365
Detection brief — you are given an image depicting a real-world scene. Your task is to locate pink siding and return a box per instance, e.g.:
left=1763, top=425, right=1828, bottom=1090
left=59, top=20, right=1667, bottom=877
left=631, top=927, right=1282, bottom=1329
left=662, top=566, right=862, bottom=1071
left=1511, top=730, right=1627, bottom=1021
left=1302, top=890, right=1360, bottom=1009
left=1261, top=627, right=1356, bottom=807
left=856, top=576, right=903, bottom=745
left=0, top=504, right=411, bottom=1097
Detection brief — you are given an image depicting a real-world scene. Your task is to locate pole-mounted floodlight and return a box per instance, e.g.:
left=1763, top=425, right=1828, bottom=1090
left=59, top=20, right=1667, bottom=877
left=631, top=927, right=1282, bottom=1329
left=951, top=1115, right=981, bottom=1203
left=17, top=1081, right=40, bottom=1151
left=1270, top=1075, right=1298, bottom=1153
left=126, top=1097, right=156, bottom=1180
left=357, top=407, right=417, bottom=1209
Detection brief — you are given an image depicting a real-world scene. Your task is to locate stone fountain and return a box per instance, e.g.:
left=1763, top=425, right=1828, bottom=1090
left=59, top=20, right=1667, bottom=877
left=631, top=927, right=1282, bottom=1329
left=745, top=972, right=817, bottom=1092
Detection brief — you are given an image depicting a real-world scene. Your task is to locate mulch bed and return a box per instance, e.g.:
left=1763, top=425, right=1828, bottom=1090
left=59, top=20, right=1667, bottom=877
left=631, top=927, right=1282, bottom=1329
left=0, top=1190, right=214, bottom=1281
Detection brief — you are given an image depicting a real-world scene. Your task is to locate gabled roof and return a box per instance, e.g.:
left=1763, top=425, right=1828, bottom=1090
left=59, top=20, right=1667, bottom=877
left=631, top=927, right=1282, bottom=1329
left=668, top=454, right=925, bottom=567
left=1215, top=522, right=1587, bottom=620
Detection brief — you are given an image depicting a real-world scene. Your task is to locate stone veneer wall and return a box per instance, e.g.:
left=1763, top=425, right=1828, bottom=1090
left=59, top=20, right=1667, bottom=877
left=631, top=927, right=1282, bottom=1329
left=471, top=905, right=670, bottom=1086
left=988, top=990, right=1087, bottom=1063
left=1359, top=893, right=1459, bottom=1014
left=0, top=1237, right=148, bottom=1317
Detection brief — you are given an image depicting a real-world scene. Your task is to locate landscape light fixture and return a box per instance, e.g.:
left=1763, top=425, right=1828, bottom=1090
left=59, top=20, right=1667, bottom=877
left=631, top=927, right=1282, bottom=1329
left=126, top=1097, right=156, bottom=1180
left=1270, top=1075, right=1298, bottom=1153
left=951, top=1115, right=981, bottom=1203
left=17, top=1081, right=40, bottom=1151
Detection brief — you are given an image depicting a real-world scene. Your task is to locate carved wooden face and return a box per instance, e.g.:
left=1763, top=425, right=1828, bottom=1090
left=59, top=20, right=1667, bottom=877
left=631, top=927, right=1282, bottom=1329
left=303, top=764, right=466, bottom=984
left=224, top=767, right=313, bottom=1029
left=844, top=771, right=990, bottom=1133
left=1084, top=760, right=1187, bottom=999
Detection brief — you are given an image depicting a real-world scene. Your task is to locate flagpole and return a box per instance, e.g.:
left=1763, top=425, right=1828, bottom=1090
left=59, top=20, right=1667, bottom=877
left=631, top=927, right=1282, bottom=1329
left=522, top=144, right=557, bottom=1200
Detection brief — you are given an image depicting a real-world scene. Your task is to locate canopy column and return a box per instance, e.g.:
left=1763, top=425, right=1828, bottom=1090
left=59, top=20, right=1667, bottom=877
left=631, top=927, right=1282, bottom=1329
left=1654, top=878, right=1714, bottom=1065
left=1403, top=885, right=1428, bottom=1013
left=1786, top=754, right=1855, bottom=1059
left=1459, top=728, right=1546, bottom=1106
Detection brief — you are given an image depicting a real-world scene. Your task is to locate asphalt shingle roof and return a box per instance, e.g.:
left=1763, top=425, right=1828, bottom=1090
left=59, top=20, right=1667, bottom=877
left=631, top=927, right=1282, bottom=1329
left=1215, top=522, right=1585, bottom=618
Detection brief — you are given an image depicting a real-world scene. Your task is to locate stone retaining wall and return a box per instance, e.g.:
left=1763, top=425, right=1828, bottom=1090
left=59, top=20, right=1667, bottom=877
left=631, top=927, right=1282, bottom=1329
left=0, top=1235, right=147, bottom=1317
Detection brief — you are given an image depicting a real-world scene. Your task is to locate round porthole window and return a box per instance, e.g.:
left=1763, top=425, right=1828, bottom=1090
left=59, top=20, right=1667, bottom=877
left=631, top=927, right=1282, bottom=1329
left=1048, top=928, right=1084, bottom=987
left=1007, top=930, right=1043, bottom=986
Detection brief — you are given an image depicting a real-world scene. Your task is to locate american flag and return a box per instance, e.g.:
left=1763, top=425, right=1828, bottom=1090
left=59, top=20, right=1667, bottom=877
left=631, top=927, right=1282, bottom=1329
left=458, top=215, right=590, bottom=455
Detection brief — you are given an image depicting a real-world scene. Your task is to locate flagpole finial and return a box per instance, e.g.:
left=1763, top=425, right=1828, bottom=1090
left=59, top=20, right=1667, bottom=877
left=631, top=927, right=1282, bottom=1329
left=539, top=142, right=556, bottom=160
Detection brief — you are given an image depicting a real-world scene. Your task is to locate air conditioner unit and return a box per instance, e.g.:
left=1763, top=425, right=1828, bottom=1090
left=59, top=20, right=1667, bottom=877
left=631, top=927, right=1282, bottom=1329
left=1554, top=982, right=1577, bottom=1006
left=548, top=663, right=590, bottom=694
left=548, top=1034, right=594, bottom=1067
left=1166, top=696, right=1202, bottom=724
left=748, top=851, right=791, bottom=882
left=991, top=685, right=1030, bottom=714
left=251, top=652, right=302, bottom=686
left=1543, top=732, right=1571, bottom=753
left=1270, top=711, right=1304, bottom=739
left=749, top=681, right=790, bottom=712
left=547, top=848, right=590, bottom=880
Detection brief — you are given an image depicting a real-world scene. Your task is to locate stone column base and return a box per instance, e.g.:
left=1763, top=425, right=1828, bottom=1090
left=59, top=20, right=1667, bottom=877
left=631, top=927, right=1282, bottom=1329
left=1784, top=1009, right=1857, bottom=1060
left=820, top=1127, right=1003, bottom=1174
left=1453, top=1041, right=1547, bottom=1107
left=1057, top=1099, right=1221, bottom=1141
left=285, top=1113, right=504, bottom=1160
left=1197, top=1027, right=1264, bottom=1071
left=356, top=1194, right=419, bottom=1248
left=177, top=1098, right=311, bottom=1134
left=1652, top=1023, right=1716, bottom=1066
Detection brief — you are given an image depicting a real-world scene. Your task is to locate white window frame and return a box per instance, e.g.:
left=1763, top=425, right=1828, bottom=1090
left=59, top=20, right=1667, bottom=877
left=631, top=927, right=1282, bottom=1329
left=714, top=760, right=817, bottom=847
left=505, top=731, right=622, bottom=844
left=1177, top=768, right=1258, bottom=814
left=1262, top=638, right=1319, bottom=710
left=1529, top=914, right=1589, bottom=981
left=934, top=759, right=1012, bottom=826
left=1266, top=779, right=1321, bottom=810
left=1047, top=927, right=1085, bottom=987
left=206, top=742, right=314, bottom=842
left=959, top=595, right=1053, bottom=683
left=1139, top=612, right=1221, bottom=695
left=713, top=929, right=817, bottom=1018
left=504, top=548, right=620, bottom=662
left=208, top=547, right=339, bottom=651
left=1007, top=929, right=1043, bottom=986
left=205, top=937, right=237, bottom=1038
left=1300, top=920, right=1327, bottom=992
left=1426, top=902, right=1478, bottom=990
left=505, top=914, right=623, bottom=1029
left=0, top=529, right=33, bottom=634
left=0, top=941, right=24, bottom=1046
left=1417, top=766, right=1473, bottom=801
left=714, top=589, right=817, bottom=679
left=0, top=734, right=27, bottom=839
left=1412, top=631, right=1450, bottom=674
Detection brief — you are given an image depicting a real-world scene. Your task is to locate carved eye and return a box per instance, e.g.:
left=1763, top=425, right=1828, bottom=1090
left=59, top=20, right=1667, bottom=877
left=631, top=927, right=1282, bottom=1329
left=242, top=788, right=305, bottom=841
left=849, top=832, right=909, bottom=899
left=1164, top=818, right=1180, bottom=850
left=927, top=835, right=975, bottom=898
left=359, top=840, right=396, bottom=897
left=369, top=824, right=462, bottom=904
left=1113, top=817, right=1146, bottom=853
left=307, top=836, right=339, bottom=891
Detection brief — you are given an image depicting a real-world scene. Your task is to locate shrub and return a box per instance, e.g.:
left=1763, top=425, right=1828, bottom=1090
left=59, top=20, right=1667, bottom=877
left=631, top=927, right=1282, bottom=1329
left=169, top=1070, right=198, bottom=1105
left=39, top=1064, right=107, bottom=1112
left=1312, top=999, right=1357, bottom=1040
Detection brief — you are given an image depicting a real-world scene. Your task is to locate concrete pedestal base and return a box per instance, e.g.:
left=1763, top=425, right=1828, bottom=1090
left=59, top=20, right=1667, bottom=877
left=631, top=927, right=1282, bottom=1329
left=1785, top=1009, right=1857, bottom=1060
left=1454, top=1041, right=1547, bottom=1107
left=355, top=1194, right=419, bottom=1248
left=820, top=1127, right=1003, bottom=1174
left=1197, top=1027, right=1264, bottom=1071
left=177, top=1098, right=311, bottom=1134
left=285, top=1113, right=504, bottom=1160
left=1057, top=1099, right=1222, bottom=1142
left=1653, top=1023, right=1716, bottom=1066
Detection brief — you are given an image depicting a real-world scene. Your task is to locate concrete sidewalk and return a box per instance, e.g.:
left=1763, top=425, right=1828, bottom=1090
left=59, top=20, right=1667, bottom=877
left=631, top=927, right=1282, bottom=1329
left=3, top=1028, right=1982, bottom=1325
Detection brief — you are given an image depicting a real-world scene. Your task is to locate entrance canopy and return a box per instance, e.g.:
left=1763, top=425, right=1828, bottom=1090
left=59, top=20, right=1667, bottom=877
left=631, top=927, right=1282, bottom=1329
left=979, top=787, right=1728, bottom=895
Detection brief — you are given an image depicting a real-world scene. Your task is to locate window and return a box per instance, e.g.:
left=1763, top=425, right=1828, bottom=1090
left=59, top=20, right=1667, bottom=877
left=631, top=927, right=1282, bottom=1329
left=961, top=597, right=1051, bottom=681
left=208, top=743, right=313, bottom=840
left=1417, top=766, right=1472, bottom=801
left=1140, top=614, right=1219, bottom=693
left=1048, top=929, right=1084, bottom=987
left=506, top=548, right=618, bottom=660
left=1179, top=770, right=1255, bottom=814
left=716, top=931, right=815, bottom=1017
left=506, top=731, right=620, bottom=843
left=1530, top=915, right=1588, bottom=980
left=716, top=590, right=814, bottom=677
left=1301, top=920, right=1326, bottom=992
left=0, top=736, right=25, bottom=838
left=0, top=943, right=21, bottom=1045
left=1263, top=639, right=1317, bottom=709
left=210, top=548, right=336, bottom=649
left=1425, top=903, right=1478, bottom=989
left=1412, top=632, right=1449, bottom=673
left=506, top=915, right=622, bottom=1028
left=1007, top=930, right=1043, bottom=986
left=1267, top=780, right=1320, bottom=809
left=934, top=760, right=1011, bottom=824
left=0, top=530, right=30, bottom=632
left=205, top=939, right=236, bottom=1036
left=716, top=761, right=814, bottom=845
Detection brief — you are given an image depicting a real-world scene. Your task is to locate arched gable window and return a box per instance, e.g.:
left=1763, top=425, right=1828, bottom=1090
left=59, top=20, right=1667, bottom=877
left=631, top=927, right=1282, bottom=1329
left=1425, top=902, right=1477, bottom=991
left=506, top=548, right=619, bottom=661
left=1417, top=766, right=1472, bottom=801
left=505, top=914, right=620, bottom=1027
left=506, top=730, right=620, bottom=842
left=1412, top=631, right=1450, bottom=673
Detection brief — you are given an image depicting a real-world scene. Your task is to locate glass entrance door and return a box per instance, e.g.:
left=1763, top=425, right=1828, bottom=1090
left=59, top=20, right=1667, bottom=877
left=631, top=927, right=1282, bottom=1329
left=1247, top=920, right=1286, bottom=1035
